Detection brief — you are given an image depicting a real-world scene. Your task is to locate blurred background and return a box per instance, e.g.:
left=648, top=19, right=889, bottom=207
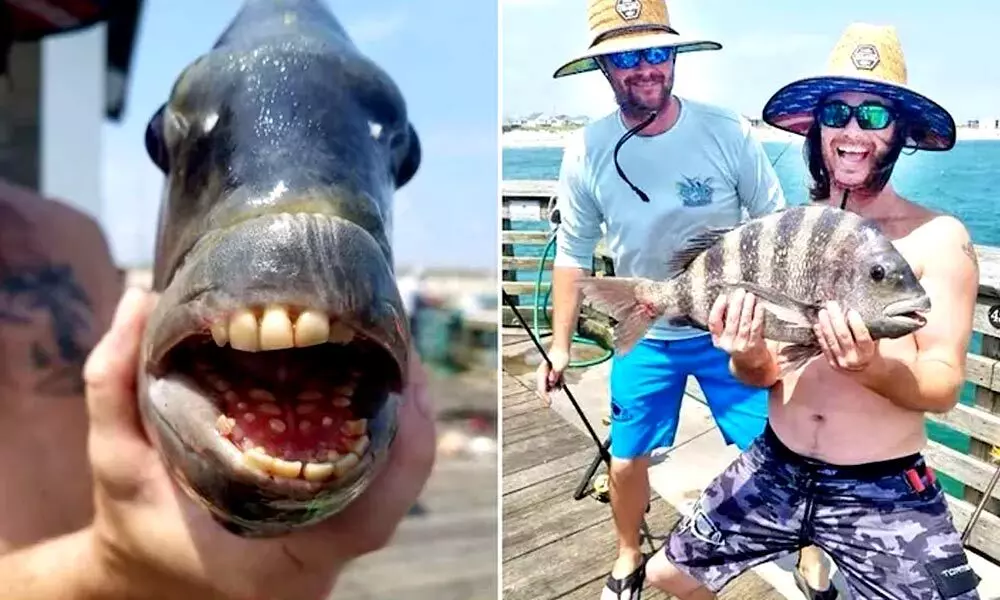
left=0, top=1, right=498, bottom=598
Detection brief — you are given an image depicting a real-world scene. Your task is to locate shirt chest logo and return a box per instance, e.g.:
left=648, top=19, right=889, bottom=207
left=677, top=175, right=715, bottom=207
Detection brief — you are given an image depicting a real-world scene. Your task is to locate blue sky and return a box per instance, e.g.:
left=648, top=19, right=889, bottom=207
left=503, top=0, right=998, bottom=121
left=103, top=0, right=498, bottom=272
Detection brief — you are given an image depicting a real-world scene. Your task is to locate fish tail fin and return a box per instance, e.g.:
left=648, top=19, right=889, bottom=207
left=577, top=276, right=673, bottom=355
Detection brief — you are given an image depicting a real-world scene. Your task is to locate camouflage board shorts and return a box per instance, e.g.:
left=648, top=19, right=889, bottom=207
left=662, top=424, right=982, bottom=599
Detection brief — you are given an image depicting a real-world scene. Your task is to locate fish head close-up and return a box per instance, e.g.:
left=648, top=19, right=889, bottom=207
left=134, top=0, right=422, bottom=538
left=833, top=220, right=931, bottom=340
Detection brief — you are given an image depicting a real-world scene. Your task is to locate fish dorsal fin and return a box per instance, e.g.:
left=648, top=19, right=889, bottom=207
left=666, top=226, right=734, bottom=274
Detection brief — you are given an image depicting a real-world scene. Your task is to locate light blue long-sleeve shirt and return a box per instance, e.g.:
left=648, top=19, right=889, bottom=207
left=554, top=96, right=787, bottom=341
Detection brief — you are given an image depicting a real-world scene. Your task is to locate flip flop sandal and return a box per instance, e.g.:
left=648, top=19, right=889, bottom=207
left=793, top=569, right=839, bottom=600
left=600, top=562, right=646, bottom=600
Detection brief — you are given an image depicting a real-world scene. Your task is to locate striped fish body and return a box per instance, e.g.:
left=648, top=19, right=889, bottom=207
left=578, top=205, right=930, bottom=371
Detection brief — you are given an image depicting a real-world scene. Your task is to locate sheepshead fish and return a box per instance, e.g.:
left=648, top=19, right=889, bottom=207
left=136, top=0, right=421, bottom=537
left=578, top=205, right=931, bottom=373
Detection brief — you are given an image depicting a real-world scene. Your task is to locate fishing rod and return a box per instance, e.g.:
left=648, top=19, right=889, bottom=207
left=502, top=289, right=658, bottom=550
left=502, top=288, right=610, bottom=464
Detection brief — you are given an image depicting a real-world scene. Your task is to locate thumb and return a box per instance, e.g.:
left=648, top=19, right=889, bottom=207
left=83, top=287, right=157, bottom=438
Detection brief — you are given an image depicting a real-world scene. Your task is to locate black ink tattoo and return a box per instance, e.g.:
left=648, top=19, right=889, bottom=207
left=962, top=241, right=979, bottom=270
left=0, top=264, right=94, bottom=395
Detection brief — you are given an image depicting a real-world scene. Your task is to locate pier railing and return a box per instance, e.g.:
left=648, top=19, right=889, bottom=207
left=501, top=179, right=1000, bottom=564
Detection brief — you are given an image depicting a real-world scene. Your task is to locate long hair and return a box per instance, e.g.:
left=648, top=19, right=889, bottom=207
left=803, top=108, right=920, bottom=202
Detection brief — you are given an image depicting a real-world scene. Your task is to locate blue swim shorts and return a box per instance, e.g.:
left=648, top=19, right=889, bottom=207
left=607, top=334, right=768, bottom=459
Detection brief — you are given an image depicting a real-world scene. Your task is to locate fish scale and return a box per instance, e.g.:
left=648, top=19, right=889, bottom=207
left=578, top=204, right=931, bottom=375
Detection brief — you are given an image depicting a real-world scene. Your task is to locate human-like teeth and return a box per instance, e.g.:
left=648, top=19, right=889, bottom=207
left=333, top=453, right=360, bottom=476
left=218, top=307, right=346, bottom=351
left=259, top=403, right=282, bottom=416
left=328, top=321, right=355, bottom=344
left=350, top=435, right=370, bottom=455
left=242, top=448, right=303, bottom=478
left=342, top=419, right=367, bottom=436
left=210, top=321, right=228, bottom=347
left=215, top=415, right=236, bottom=435
left=259, top=305, right=294, bottom=350
left=270, top=457, right=302, bottom=478
left=332, top=397, right=351, bottom=408
left=302, top=462, right=336, bottom=481
left=228, top=308, right=260, bottom=351
left=294, top=310, right=329, bottom=347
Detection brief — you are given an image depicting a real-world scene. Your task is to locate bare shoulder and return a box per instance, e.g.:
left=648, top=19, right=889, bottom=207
left=912, top=212, right=977, bottom=271
left=0, top=180, right=123, bottom=396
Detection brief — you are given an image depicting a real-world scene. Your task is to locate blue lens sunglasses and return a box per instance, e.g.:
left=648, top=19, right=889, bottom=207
left=605, top=45, right=675, bottom=70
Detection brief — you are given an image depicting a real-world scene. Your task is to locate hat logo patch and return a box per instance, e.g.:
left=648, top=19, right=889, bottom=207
left=615, top=0, right=642, bottom=20
left=851, top=44, right=880, bottom=70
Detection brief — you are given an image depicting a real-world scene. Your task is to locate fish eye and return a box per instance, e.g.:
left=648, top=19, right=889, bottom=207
left=870, top=264, right=886, bottom=282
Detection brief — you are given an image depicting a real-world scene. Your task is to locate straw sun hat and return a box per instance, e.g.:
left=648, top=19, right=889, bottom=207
left=552, top=0, right=721, bottom=79
left=762, top=23, right=956, bottom=151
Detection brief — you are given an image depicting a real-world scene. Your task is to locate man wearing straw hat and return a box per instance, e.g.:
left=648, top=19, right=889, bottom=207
left=535, top=0, right=785, bottom=597
left=644, top=23, right=982, bottom=600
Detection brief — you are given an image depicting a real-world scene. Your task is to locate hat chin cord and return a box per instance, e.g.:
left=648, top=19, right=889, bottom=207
left=613, top=109, right=658, bottom=203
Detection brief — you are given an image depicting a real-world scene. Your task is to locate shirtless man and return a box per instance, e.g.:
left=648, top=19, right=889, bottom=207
left=0, top=18, right=434, bottom=599
left=642, top=23, right=983, bottom=600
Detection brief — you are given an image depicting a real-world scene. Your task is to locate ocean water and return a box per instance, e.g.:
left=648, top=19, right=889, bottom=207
left=503, top=140, right=1000, bottom=497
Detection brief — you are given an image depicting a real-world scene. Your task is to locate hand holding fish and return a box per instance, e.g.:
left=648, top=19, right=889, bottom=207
left=708, top=288, right=770, bottom=368
left=79, top=288, right=435, bottom=599
left=813, top=301, right=881, bottom=372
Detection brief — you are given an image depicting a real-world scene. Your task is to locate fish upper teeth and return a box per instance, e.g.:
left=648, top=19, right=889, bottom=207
left=228, top=309, right=259, bottom=351
left=209, top=307, right=358, bottom=352
left=260, top=305, right=295, bottom=350
left=294, top=310, right=329, bottom=347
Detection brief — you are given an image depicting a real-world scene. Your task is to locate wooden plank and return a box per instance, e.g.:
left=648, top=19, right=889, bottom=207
left=925, top=440, right=1000, bottom=501
left=503, top=256, right=545, bottom=270
left=502, top=179, right=559, bottom=198
left=502, top=231, right=551, bottom=245
left=504, top=281, right=550, bottom=295
left=929, top=403, right=1000, bottom=449
left=975, top=244, right=1000, bottom=298
left=946, top=494, right=1000, bottom=563
left=966, top=353, right=998, bottom=392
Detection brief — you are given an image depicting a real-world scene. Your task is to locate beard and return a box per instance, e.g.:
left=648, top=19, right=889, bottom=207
left=612, top=70, right=672, bottom=120
left=822, top=134, right=893, bottom=199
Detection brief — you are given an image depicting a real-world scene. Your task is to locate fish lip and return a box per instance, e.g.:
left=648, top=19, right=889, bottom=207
left=881, top=295, right=931, bottom=327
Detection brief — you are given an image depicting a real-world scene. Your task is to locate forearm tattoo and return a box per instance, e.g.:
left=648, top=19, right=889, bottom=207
left=0, top=264, right=94, bottom=395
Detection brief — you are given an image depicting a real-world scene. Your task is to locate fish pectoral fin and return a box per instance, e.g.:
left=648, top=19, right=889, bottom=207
left=726, top=282, right=820, bottom=327
left=776, top=343, right=822, bottom=377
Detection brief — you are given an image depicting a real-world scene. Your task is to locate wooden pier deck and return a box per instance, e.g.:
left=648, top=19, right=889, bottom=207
left=501, top=178, right=1000, bottom=597
left=501, top=369, right=784, bottom=600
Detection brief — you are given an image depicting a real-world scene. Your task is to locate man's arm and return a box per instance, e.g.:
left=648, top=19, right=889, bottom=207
left=729, top=340, right=783, bottom=388
left=550, top=131, right=603, bottom=354
left=851, top=216, right=979, bottom=413
left=735, top=119, right=787, bottom=218
left=0, top=528, right=120, bottom=600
